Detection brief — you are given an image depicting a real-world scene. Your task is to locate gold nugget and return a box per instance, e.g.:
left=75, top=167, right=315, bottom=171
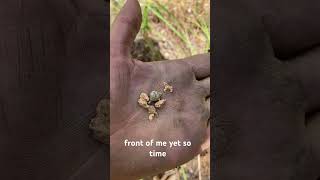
left=155, top=99, right=166, bottom=108
left=148, top=114, right=155, bottom=121
left=148, top=105, right=157, bottom=115
left=138, top=92, right=149, bottom=109
left=163, top=82, right=173, bottom=93
left=138, top=98, right=149, bottom=109
left=140, top=92, right=149, bottom=101
left=148, top=105, right=158, bottom=121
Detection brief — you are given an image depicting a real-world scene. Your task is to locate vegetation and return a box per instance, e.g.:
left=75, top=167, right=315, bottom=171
left=111, top=0, right=210, bottom=59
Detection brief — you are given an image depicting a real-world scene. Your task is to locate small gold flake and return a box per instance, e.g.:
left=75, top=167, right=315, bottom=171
left=138, top=93, right=149, bottom=109
left=148, top=105, right=158, bottom=121
left=148, top=105, right=157, bottom=115
left=139, top=92, right=149, bottom=102
left=163, top=82, right=173, bottom=93
left=148, top=114, right=155, bottom=121
left=155, top=99, right=166, bottom=108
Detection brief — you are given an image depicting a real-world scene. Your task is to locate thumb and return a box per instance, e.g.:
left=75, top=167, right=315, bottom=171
left=110, top=0, right=142, bottom=58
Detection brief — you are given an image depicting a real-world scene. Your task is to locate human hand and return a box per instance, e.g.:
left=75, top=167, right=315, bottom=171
left=214, top=0, right=320, bottom=179
left=0, top=0, right=107, bottom=179
left=110, top=1, right=210, bottom=179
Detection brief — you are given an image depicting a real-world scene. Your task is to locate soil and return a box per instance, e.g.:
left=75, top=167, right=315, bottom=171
left=89, top=98, right=108, bottom=144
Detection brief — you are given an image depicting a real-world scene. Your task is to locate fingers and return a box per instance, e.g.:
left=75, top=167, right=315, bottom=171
left=111, top=0, right=142, bottom=58
left=181, top=54, right=210, bottom=79
left=198, top=77, right=210, bottom=97
left=290, top=47, right=320, bottom=112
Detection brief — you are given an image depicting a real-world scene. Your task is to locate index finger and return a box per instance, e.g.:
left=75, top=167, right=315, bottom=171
left=181, top=54, right=210, bottom=79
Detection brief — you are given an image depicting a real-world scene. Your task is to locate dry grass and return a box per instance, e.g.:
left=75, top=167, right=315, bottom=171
left=111, top=0, right=210, bottom=59
left=111, top=0, right=210, bottom=179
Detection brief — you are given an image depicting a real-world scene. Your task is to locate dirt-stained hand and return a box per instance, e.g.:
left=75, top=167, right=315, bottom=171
left=214, top=0, right=320, bottom=179
left=110, top=1, right=210, bottom=179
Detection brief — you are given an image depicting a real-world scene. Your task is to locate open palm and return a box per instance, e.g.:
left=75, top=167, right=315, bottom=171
left=110, top=1, right=210, bottom=179
left=214, top=1, right=320, bottom=179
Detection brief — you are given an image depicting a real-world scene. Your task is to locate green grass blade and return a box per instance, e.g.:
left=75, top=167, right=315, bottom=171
left=141, top=2, right=150, bottom=35
left=148, top=4, right=196, bottom=55
left=180, top=166, right=188, bottom=180
left=148, top=5, right=186, bottom=43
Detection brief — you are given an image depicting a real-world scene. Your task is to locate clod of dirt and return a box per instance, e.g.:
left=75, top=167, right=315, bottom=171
left=89, top=98, right=108, bottom=144
left=131, top=38, right=165, bottom=62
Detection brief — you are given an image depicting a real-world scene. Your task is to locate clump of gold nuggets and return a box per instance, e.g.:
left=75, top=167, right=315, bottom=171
left=138, top=82, right=173, bottom=121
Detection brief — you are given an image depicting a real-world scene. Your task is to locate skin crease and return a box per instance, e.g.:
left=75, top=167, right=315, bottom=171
left=213, top=0, right=320, bottom=179
left=110, top=1, right=210, bottom=179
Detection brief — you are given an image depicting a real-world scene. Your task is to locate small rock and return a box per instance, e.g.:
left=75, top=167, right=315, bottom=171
left=149, top=91, right=162, bottom=102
